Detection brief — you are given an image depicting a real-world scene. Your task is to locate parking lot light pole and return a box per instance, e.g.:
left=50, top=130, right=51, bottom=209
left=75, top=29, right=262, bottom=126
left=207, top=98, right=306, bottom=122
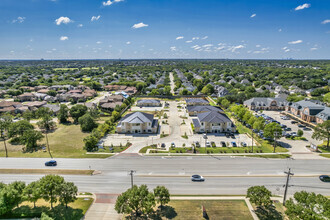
left=128, top=170, right=136, bottom=188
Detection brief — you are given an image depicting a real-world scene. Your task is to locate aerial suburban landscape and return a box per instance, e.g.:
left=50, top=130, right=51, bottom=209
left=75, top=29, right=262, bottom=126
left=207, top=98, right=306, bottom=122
left=0, top=0, right=329, bottom=220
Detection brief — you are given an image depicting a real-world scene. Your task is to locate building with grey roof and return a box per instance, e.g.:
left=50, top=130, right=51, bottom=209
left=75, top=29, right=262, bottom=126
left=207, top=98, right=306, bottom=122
left=244, top=97, right=287, bottom=111
left=316, top=107, right=330, bottom=124
left=137, top=99, right=161, bottom=107
left=286, top=100, right=327, bottom=123
left=117, top=112, right=158, bottom=134
left=192, top=111, right=235, bottom=133
left=186, top=105, right=223, bottom=116
left=185, top=98, right=209, bottom=106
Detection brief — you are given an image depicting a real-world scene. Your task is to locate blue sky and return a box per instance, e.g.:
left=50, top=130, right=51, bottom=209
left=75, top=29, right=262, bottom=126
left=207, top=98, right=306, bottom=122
left=0, top=0, right=329, bottom=59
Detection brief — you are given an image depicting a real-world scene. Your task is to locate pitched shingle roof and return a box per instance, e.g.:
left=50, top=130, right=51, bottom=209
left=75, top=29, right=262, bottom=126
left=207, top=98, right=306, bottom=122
left=197, top=111, right=231, bottom=123
left=120, top=112, right=154, bottom=124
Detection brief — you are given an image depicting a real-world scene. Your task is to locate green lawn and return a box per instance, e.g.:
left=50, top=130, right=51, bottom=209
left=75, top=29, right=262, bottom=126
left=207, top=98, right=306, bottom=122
left=243, top=154, right=291, bottom=159
left=318, top=143, right=330, bottom=153
left=0, top=197, right=93, bottom=220
left=0, top=124, right=109, bottom=158
left=168, top=200, right=253, bottom=220
left=320, top=154, right=330, bottom=158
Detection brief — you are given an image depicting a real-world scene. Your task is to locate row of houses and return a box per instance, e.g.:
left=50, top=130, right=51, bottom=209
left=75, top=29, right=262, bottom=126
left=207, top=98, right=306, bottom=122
left=104, top=85, right=137, bottom=95
left=244, top=97, right=330, bottom=124
left=0, top=100, right=60, bottom=114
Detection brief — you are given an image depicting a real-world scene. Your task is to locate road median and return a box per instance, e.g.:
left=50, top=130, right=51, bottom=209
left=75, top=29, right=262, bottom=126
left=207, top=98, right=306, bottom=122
left=137, top=174, right=323, bottom=178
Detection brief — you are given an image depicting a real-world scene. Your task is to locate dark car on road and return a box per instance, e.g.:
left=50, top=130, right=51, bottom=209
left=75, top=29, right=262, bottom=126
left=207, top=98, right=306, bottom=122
left=191, top=175, right=205, bottom=182
left=45, top=160, right=57, bottom=166
left=319, top=175, right=330, bottom=182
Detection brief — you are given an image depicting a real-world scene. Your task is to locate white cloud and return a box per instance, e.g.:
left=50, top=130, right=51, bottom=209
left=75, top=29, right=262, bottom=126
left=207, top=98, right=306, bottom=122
left=256, top=45, right=261, bottom=48
left=55, top=16, right=72, bottom=25
left=295, top=3, right=311, bottom=11
left=12, top=16, right=26, bottom=23
left=278, top=28, right=282, bottom=32
left=170, top=46, right=177, bottom=51
left=60, top=36, right=68, bottom=41
left=321, top=19, right=330, bottom=24
left=103, top=0, right=124, bottom=6
left=284, top=49, right=290, bottom=52
left=126, top=41, right=131, bottom=45
left=186, top=40, right=192, bottom=43
left=202, top=44, right=213, bottom=48
left=96, top=41, right=102, bottom=44
left=176, top=36, right=184, bottom=40
left=310, top=47, right=318, bottom=51
left=288, top=40, right=303, bottom=44
left=91, top=15, right=101, bottom=21
left=77, top=24, right=83, bottom=27
left=250, top=14, right=256, bottom=18
left=132, top=22, right=148, bottom=29
left=192, top=37, right=199, bottom=40
left=229, top=45, right=245, bottom=52
left=201, top=36, right=208, bottom=40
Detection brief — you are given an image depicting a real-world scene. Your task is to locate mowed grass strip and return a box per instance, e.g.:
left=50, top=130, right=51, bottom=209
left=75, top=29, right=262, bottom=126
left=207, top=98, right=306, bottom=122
left=0, top=169, right=94, bottom=175
left=168, top=200, right=253, bottom=220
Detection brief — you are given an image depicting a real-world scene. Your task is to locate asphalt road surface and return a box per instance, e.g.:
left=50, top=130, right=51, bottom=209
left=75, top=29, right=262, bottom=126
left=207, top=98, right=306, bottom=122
left=1, top=155, right=329, bottom=196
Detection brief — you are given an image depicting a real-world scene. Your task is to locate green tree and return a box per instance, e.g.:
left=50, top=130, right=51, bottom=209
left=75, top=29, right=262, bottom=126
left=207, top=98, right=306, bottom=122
left=24, top=181, right=41, bottom=208
left=247, top=186, right=272, bottom=207
left=324, top=92, right=330, bottom=104
left=221, top=98, right=230, bottom=109
left=22, top=110, right=34, bottom=122
left=21, top=129, right=44, bottom=152
left=253, top=117, right=265, bottom=131
left=0, top=116, right=12, bottom=157
left=47, top=90, right=57, bottom=97
left=264, top=122, right=282, bottom=152
left=59, top=182, right=78, bottom=208
left=78, top=114, right=98, bottom=132
left=39, top=175, right=64, bottom=209
left=115, top=185, right=155, bottom=218
left=297, top=129, right=304, bottom=137
left=201, top=84, right=214, bottom=95
left=154, top=186, right=170, bottom=210
left=285, top=191, right=330, bottom=219
left=9, top=181, right=26, bottom=208
left=40, top=212, right=54, bottom=220
left=37, top=109, right=56, bottom=158
left=312, top=120, right=330, bottom=149
left=8, top=120, right=34, bottom=142
left=70, top=104, right=88, bottom=123
left=0, top=184, right=21, bottom=215
left=57, top=104, right=69, bottom=123
left=83, top=135, right=99, bottom=152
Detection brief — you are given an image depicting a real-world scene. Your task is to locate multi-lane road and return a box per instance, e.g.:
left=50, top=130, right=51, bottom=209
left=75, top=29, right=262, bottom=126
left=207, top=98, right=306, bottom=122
left=0, top=155, right=329, bottom=196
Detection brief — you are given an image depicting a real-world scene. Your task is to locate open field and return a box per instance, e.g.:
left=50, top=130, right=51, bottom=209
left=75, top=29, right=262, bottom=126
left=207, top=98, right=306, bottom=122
left=0, top=198, right=93, bottom=219
left=0, top=124, right=109, bottom=158
left=167, top=200, right=253, bottom=220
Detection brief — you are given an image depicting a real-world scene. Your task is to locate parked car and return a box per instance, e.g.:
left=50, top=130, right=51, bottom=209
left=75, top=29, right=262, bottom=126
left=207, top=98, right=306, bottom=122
left=280, top=124, right=287, bottom=128
left=298, top=124, right=306, bottom=128
left=161, top=143, right=166, bottom=148
left=203, top=133, right=207, bottom=139
left=220, top=141, right=226, bottom=147
left=171, top=143, right=176, bottom=148
left=45, top=160, right=57, bottom=166
left=284, top=133, right=291, bottom=138
left=230, top=133, right=235, bottom=138
left=191, top=175, right=205, bottom=182
left=303, top=127, right=311, bottom=131
left=211, top=141, right=216, bottom=147
left=291, top=121, right=298, bottom=124
left=319, top=175, right=330, bottom=182
left=231, top=142, right=237, bottom=147
left=225, top=133, right=230, bottom=138
left=195, top=141, right=200, bottom=148
left=241, top=142, right=247, bottom=147
left=284, top=127, right=292, bottom=131
left=206, top=141, right=211, bottom=147
left=291, top=132, right=298, bottom=137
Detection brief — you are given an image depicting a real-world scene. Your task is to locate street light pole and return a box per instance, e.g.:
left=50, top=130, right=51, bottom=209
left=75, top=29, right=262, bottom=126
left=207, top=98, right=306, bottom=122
left=283, top=168, right=294, bottom=206
left=128, top=170, right=136, bottom=188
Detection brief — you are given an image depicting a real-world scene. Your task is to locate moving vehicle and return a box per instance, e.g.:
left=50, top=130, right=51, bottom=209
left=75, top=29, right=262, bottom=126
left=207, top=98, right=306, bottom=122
left=45, top=160, right=57, bottom=166
left=319, top=175, right=330, bottom=182
left=191, top=175, right=205, bottom=182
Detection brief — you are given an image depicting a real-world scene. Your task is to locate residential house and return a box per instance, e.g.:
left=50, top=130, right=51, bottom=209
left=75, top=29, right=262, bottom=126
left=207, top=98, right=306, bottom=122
left=0, top=101, right=21, bottom=113
left=286, top=100, right=327, bottom=123
left=116, top=112, right=158, bottom=134
left=192, top=111, right=235, bottom=133
left=244, top=97, right=287, bottom=111
left=316, top=107, right=330, bottom=124
left=17, top=93, right=35, bottom=102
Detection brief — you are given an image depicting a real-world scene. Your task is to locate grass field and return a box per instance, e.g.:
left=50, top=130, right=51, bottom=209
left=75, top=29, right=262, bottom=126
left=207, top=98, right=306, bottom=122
left=0, top=124, right=109, bottom=158
left=1, top=198, right=93, bottom=220
left=168, top=200, right=253, bottom=220
left=320, top=154, right=330, bottom=158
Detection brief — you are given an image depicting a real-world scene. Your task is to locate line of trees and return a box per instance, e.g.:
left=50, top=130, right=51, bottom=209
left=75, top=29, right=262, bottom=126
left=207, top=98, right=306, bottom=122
left=0, top=175, right=78, bottom=216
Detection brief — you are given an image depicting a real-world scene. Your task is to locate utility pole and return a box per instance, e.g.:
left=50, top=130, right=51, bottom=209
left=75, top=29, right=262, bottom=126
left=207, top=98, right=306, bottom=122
left=283, top=168, right=294, bottom=206
left=128, top=170, right=136, bottom=188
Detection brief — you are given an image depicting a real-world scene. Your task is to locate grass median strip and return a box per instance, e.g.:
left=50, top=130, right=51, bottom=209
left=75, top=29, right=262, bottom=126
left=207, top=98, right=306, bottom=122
left=0, top=168, right=95, bottom=175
